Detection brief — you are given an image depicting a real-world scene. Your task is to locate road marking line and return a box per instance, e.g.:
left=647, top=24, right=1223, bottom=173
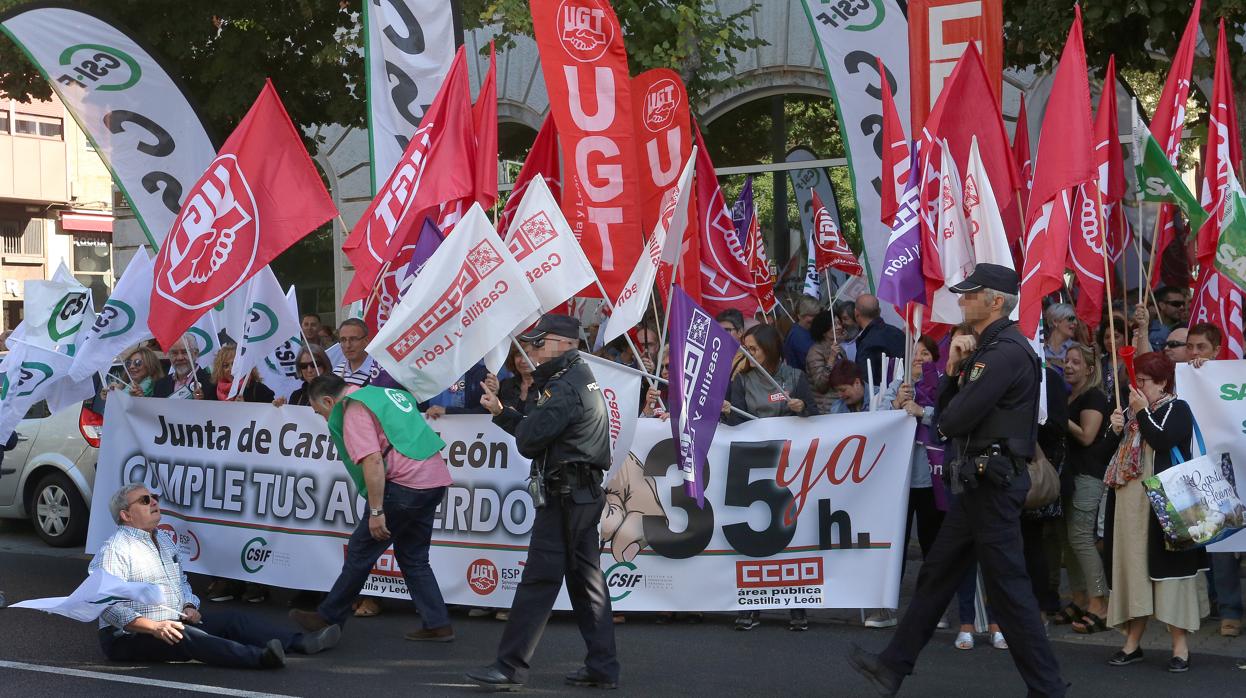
left=0, top=660, right=299, bottom=697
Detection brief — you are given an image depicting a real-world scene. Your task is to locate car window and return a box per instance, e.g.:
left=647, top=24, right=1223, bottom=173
left=23, top=400, right=51, bottom=420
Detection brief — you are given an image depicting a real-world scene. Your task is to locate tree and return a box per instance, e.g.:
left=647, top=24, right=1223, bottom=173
left=0, top=0, right=363, bottom=144
left=461, top=0, right=765, bottom=113
left=1004, top=0, right=1245, bottom=161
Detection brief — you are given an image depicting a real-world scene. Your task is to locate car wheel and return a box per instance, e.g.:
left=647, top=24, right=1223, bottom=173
left=31, top=472, right=88, bottom=547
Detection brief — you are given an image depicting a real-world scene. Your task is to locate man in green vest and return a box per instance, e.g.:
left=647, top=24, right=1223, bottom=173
left=288, top=374, right=455, bottom=642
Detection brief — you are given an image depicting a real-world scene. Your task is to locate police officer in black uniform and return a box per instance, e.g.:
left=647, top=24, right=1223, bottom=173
left=848, top=264, right=1066, bottom=697
left=466, top=313, right=620, bottom=690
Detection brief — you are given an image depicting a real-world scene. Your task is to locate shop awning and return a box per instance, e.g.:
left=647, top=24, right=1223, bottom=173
left=61, top=213, right=113, bottom=233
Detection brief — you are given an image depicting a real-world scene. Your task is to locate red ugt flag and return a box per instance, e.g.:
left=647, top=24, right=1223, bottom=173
left=149, top=80, right=336, bottom=350
left=812, top=190, right=863, bottom=276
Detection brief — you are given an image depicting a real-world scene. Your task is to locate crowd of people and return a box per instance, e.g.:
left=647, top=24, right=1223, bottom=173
left=58, top=276, right=1245, bottom=682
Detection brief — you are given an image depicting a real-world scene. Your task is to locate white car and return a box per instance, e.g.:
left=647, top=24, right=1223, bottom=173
left=0, top=383, right=108, bottom=548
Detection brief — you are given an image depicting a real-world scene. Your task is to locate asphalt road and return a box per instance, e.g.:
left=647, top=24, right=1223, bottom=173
left=1, top=547, right=1243, bottom=697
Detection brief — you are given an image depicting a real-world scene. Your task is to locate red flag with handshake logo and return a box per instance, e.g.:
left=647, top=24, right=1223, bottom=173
left=149, top=80, right=336, bottom=350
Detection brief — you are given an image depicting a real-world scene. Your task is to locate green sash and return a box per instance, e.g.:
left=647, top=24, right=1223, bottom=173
left=326, top=386, right=445, bottom=498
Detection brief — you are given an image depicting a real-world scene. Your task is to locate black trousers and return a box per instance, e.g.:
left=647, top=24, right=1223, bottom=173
left=1021, top=517, right=1061, bottom=613
left=901, top=487, right=946, bottom=578
left=99, top=609, right=298, bottom=669
left=880, top=469, right=1066, bottom=697
left=495, top=487, right=619, bottom=683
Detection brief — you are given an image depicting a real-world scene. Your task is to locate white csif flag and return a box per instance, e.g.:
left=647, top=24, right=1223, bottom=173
left=13, top=263, right=93, bottom=354
left=367, top=203, right=541, bottom=401
left=256, top=287, right=307, bottom=401
left=601, top=147, right=696, bottom=344
left=963, top=136, right=1018, bottom=320
left=10, top=570, right=162, bottom=622
left=229, top=268, right=302, bottom=399
left=930, top=141, right=975, bottom=324
left=69, top=249, right=155, bottom=381
left=0, top=340, right=78, bottom=442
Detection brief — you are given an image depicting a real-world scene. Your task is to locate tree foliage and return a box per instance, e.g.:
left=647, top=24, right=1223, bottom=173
left=0, top=0, right=363, bottom=143
left=461, top=0, right=765, bottom=112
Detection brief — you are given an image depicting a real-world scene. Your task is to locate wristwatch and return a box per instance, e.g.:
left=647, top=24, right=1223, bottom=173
left=369, top=507, right=384, bottom=517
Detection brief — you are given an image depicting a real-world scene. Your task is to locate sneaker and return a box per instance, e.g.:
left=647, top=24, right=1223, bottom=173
left=1167, top=655, right=1189, bottom=673
left=936, top=612, right=950, bottom=630
left=206, top=579, right=241, bottom=603
left=864, top=610, right=897, bottom=628
left=259, top=639, right=286, bottom=669
left=1107, top=648, right=1144, bottom=666
left=734, top=611, right=760, bottom=631
left=242, top=583, right=268, bottom=604
left=789, top=610, right=809, bottom=632
left=298, top=624, right=341, bottom=654
left=467, top=608, right=492, bottom=618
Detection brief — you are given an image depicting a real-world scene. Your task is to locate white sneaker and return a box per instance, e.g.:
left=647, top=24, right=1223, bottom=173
left=991, top=631, right=1008, bottom=650
left=936, top=612, right=950, bottom=630
left=955, top=631, right=975, bottom=650
left=864, top=610, right=897, bottom=628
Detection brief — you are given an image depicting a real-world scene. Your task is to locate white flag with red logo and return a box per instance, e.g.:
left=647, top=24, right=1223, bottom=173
left=148, top=80, right=336, bottom=350
left=366, top=203, right=541, bottom=401
left=811, top=189, right=863, bottom=276
left=581, top=354, right=642, bottom=471
left=504, top=176, right=598, bottom=318
left=930, top=143, right=974, bottom=324
left=599, top=147, right=696, bottom=345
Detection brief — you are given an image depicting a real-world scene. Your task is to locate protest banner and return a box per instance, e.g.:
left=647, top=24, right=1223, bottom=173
left=88, top=394, right=914, bottom=610
left=1176, top=360, right=1246, bottom=553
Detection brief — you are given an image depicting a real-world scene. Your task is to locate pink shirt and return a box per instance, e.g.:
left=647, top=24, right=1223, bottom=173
left=342, top=400, right=452, bottom=491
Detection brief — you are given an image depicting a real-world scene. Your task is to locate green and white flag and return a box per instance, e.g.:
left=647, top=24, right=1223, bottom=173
left=68, top=249, right=155, bottom=381
left=10, top=263, right=93, bottom=354
left=0, top=340, right=77, bottom=442
left=187, top=311, right=220, bottom=372
left=1133, top=106, right=1208, bottom=231
left=256, top=287, right=306, bottom=401
left=1214, top=179, right=1246, bottom=292
left=229, top=267, right=301, bottom=399
left=10, top=570, right=162, bottom=623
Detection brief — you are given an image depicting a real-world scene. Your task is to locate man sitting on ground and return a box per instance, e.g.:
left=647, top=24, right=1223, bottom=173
left=91, top=484, right=339, bottom=669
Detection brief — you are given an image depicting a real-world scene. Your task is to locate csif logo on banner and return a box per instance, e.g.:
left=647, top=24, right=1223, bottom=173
left=12, top=362, right=54, bottom=398
left=93, top=300, right=137, bottom=339
left=156, top=155, right=260, bottom=308
left=605, top=560, right=644, bottom=602
left=50, top=292, right=90, bottom=341
left=244, top=303, right=279, bottom=343
left=241, top=536, right=274, bottom=573
left=55, top=44, right=141, bottom=92
left=812, top=0, right=885, bottom=31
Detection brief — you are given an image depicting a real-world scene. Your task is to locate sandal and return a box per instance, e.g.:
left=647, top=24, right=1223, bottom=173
left=954, top=631, right=975, bottom=650
left=1051, top=603, right=1085, bottom=626
left=1071, top=612, right=1108, bottom=635
left=353, top=597, right=381, bottom=617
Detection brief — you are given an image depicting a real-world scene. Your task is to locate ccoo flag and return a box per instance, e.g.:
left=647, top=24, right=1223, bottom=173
left=366, top=204, right=541, bottom=401
left=148, top=80, right=337, bottom=350
left=667, top=286, right=739, bottom=509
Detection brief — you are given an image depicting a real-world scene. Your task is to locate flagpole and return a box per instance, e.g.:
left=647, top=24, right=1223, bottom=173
left=592, top=276, right=664, bottom=403
left=604, top=359, right=758, bottom=420
left=1095, top=188, right=1122, bottom=410
left=1116, top=205, right=1131, bottom=348
left=299, top=328, right=321, bottom=377
left=739, top=344, right=791, bottom=401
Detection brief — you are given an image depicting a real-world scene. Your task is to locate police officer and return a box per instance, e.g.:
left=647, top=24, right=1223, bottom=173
left=848, top=264, right=1066, bottom=697
left=466, top=313, right=620, bottom=690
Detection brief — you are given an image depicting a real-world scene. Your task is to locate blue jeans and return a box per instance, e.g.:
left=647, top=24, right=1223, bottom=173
left=99, top=609, right=298, bottom=668
left=319, top=482, right=449, bottom=629
left=1212, top=553, right=1243, bottom=621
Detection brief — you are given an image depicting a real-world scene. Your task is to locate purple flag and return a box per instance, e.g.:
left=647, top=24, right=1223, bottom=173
left=403, top=218, right=445, bottom=280
left=730, top=176, right=755, bottom=249
left=876, top=148, right=925, bottom=309
left=668, top=285, right=740, bottom=508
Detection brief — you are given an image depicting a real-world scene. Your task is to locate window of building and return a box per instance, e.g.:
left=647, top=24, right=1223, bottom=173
left=13, top=113, right=64, bottom=140
left=0, top=111, right=9, bottom=134
left=1, top=218, right=43, bottom=257
left=72, top=233, right=112, bottom=310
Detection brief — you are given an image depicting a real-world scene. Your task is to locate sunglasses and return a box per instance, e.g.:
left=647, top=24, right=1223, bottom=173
left=530, top=336, right=570, bottom=348
left=297, top=362, right=325, bottom=370
left=125, top=358, right=144, bottom=368
left=1164, top=340, right=1185, bottom=349
left=127, top=493, right=159, bottom=508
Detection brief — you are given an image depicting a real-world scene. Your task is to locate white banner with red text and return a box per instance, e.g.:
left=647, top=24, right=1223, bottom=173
left=86, top=393, right=914, bottom=610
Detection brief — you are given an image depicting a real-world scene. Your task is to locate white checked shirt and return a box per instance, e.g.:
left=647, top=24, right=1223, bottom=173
left=87, top=526, right=199, bottom=631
